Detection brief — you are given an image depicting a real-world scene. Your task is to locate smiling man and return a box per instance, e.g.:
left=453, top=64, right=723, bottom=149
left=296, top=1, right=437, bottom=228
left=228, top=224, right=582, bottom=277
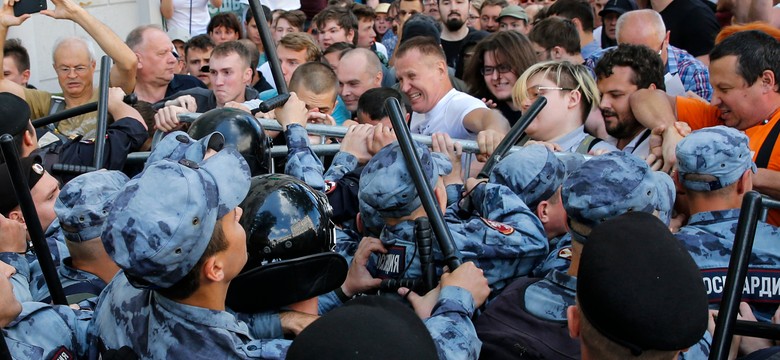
left=336, top=48, right=383, bottom=113
left=595, top=44, right=665, bottom=158
left=395, top=37, right=509, bottom=160
left=630, top=30, right=780, bottom=225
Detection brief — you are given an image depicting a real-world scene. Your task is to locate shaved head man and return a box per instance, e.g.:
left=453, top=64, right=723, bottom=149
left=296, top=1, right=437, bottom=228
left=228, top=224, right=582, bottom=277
left=336, top=48, right=383, bottom=113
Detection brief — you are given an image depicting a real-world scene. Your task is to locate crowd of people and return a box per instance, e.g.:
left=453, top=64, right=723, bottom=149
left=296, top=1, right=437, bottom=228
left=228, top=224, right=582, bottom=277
left=0, top=0, right=779, bottom=358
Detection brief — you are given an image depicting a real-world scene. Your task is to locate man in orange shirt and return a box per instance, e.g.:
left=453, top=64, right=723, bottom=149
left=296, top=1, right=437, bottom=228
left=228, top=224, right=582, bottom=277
left=630, top=30, right=780, bottom=225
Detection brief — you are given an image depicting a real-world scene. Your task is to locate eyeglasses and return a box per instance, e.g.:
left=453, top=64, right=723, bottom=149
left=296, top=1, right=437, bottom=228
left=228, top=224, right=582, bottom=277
left=56, top=65, right=89, bottom=75
left=481, top=64, right=513, bottom=76
left=526, top=86, right=575, bottom=101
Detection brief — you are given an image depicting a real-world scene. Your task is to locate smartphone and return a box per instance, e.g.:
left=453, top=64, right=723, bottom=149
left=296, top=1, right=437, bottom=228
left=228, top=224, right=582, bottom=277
left=13, top=0, right=47, bottom=17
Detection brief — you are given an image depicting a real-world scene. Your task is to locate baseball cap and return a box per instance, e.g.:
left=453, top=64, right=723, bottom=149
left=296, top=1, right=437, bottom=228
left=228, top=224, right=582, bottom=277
left=598, top=0, right=638, bottom=17
left=400, top=14, right=441, bottom=45
left=489, top=144, right=565, bottom=208
left=676, top=126, right=757, bottom=191
left=497, top=5, right=529, bottom=22
left=287, top=296, right=438, bottom=360
left=577, top=212, right=708, bottom=355
left=147, top=131, right=225, bottom=169
left=359, top=141, right=451, bottom=218
left=0, top=92, right=32, bottom=138
left=375, top=3, right=391, bottom=14
left=562, top=152, right=659, bottom=234
left=55, top=170, right=130, bottom=242
left=102, top=147, right=251, bottom=289
left=0, top=155, right=44, bottom=215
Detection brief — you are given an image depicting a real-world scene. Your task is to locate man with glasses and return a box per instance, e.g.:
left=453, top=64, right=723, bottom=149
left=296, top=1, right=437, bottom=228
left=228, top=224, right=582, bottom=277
left=583, top=9, right=712, bottom=101
left=0, top=0, right=138, bottom=140
left=528, top=17, right=584, bottom=63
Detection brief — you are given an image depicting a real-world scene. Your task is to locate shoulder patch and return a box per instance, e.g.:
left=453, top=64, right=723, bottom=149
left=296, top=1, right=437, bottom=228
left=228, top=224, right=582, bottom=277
left=481, top=217, right=515, bottom=235
left=325, top=180, right=337, bottom=195
left=50, top=346, right=74, bottom=360
left=557, top=247, right=572, bottom=260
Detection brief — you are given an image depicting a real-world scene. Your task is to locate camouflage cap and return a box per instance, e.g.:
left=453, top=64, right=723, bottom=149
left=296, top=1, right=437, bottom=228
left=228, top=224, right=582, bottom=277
left=653, top=171, right=675, bottom=226
left=55, top=170, right=130, bottom=242
left=676, top=126, right=756, bottom=192
left=102, top=147, right=251, bottom=289
left=489, top=144, right=565, bottom=208
left=359, top=141, right=452, bottom=218
left=563, top=152, right=657, bottom=229
left=146, top=131, right=225, bottom=169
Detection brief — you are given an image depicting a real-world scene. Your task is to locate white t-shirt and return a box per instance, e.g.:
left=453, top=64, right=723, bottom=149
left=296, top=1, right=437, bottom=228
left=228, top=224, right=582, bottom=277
left=166, top=0, right=211, bottom=36
left=258, top=62, right=277, bottom=91
left=409, top=89, right=487, bottom=141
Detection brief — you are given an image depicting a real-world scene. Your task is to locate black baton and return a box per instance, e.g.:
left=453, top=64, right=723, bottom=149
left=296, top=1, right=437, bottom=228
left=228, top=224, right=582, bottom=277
left=0, top=135, right=67, bottom=305
left=385, top=98, right=462, bottom=270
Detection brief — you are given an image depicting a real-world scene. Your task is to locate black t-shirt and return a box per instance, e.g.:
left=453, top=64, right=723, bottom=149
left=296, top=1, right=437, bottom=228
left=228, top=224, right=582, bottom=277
left=441, top=27, right=476, bottom=70
left=660, top=0, right=720, bottom=57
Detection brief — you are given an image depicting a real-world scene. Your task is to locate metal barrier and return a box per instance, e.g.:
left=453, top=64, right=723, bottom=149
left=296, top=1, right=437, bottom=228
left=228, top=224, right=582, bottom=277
left=710, top=192, right=780, bottom=359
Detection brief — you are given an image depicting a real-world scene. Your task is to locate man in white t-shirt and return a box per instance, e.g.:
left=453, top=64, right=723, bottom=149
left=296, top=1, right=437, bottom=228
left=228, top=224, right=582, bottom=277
left=394, top=36, right=509, bottom=161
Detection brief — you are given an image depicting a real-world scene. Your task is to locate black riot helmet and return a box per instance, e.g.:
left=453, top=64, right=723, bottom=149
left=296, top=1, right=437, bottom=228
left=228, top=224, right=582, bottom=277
left=187, top=108, right=271, bottom=176
left=240, top=174, right=335, bottom=264
left=226, top=174, right=346, bottom=313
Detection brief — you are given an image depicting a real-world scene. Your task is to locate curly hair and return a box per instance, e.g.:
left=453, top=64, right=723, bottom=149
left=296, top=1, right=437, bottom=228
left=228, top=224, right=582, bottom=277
left=594, top=44, right=665, bottom=91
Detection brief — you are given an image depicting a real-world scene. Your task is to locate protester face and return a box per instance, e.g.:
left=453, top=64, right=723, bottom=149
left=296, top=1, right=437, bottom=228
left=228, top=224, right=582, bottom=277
left=337, top=55, right=381, bottom=112
left=399, top=0, right=423, bottom=28
left=137, top=29, right=178, bottom=86
left=424, top=0, right=441, bottom=21
left=439, top=0, right=468, bottom=31
left=603, top=12, right=619, bottom=40
left=357, top=19, right=377, bottom=48
left=709, top=55, right=767, bottom=130
left=210, top=26, right=240, bottom=45
left=483, top=51, right=518, bottom=101
left=318, top=19, right=354, bottom=50
left=3, top=56, right=28, bottom=86
left=375, top=13, right=391, bottom=36
left=247, top=17, right=263, bottom=46
left=468, top=4, right=480, bottom=29
left=480, top=5, right=503, bottom=32
left=521, top=73, right=576, bottom=141
left=499, top=17, right=528, bottom=34
left=396, top=49, right=448, bottom=113
left=53, top=40, right=96, bottom=98
left=277, top=45, right=308, bottom=85
left=187, top=47, right=213, bottom=87
left=297, top=87, right=337, bottom=115
left=274, top=18, right=300, bottom=45
left=209, top=52, right=251, bottom=106
left=598, top=66, right=643, bottom=139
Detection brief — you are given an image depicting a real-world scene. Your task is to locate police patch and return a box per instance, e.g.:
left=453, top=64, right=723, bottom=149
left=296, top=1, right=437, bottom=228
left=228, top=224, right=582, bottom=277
left=557, top=247, right=572, bottom=260
left=481, top=217, right=515, bottom=235
left=325, top=180, right=337, bottom=195
left=374, top=245, right=406, bottom=279
left=50, top=346, right=74, bottom=360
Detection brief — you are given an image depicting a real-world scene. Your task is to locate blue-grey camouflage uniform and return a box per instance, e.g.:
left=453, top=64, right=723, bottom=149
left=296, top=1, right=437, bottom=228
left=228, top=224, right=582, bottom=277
left=489, top=145, right=565, bottom=210
left=533, top=152, right=674, bottom=276
left=425, top=286, right=482, bottom=359
left=360, top=142, right=548, bottom=294
left=284, top=123, right=325, bottom=192
left=92, top=143, right=290, bottom=358
left=1, top=254, right=93, bottom=359
left=674, top=127, right=780, bottom=322
left=33, top=170, right=129, bottom=304
left=324, top=151, right=358, bottom=182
